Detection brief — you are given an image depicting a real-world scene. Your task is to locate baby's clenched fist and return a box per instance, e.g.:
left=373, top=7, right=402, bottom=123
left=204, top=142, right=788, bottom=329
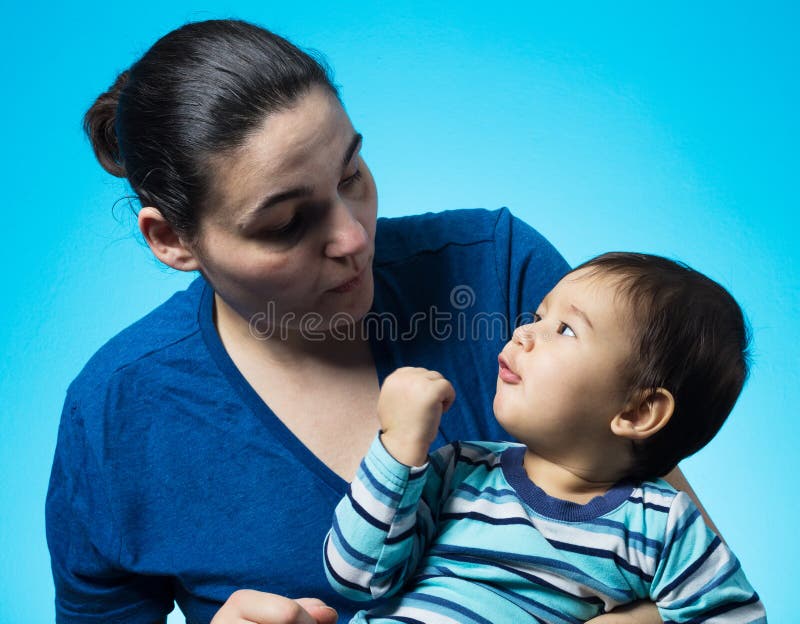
left=378, top=367, right=456, bottom=466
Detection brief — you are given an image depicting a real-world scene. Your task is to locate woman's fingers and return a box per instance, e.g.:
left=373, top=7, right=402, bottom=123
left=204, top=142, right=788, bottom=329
left=295, top=598, right=338, bottom=624
left=211, top=590, right=338, bottom=624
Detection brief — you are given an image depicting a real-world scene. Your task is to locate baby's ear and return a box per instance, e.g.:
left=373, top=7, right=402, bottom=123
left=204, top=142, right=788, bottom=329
left=610, top=388, right=674, bottom=441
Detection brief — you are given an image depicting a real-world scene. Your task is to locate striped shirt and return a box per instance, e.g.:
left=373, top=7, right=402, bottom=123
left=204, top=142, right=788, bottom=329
left=324, top=436, right=765, bottom=623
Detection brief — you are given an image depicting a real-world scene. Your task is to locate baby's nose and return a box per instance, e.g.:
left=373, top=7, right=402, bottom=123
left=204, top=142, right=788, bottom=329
left=512, top=324, right=536, bottom=350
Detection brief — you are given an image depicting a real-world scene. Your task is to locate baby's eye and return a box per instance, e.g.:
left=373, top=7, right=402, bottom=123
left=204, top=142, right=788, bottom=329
left=558, top=323, right=576, bottom=337
left=532, top=313, right=542, bottom=323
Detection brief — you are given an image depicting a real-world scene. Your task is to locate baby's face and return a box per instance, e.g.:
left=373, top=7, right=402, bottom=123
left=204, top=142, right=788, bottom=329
left=494, top=268, right=635, bottom=461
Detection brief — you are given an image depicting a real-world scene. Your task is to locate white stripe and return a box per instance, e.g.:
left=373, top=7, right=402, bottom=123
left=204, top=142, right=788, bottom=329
left=664, top=492, right=695, bottom=535
left=442, top=493, right=659, bottom=579
left=386, top=505, right=419, bottom=539
left=633, top=484, right=677, bottom=509
left=444, top=494, right=529, bottom=520
left=704, top=600, right=766, bottom=623
left=350, top=476, right=397, bottom=525
left=496, top=561, right=621, bottom=608
left=389, top=604, right=468, bottom=624
left=533, top=514, right=658, bottom=577
left=659, top=543, right=736, bottom=606
left=325, top=537, right=378, bottom=593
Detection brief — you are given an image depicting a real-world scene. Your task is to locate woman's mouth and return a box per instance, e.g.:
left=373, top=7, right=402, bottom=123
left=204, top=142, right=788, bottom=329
left=329, top=267, right=365, bottom=293
left=498, top=355, right=522, bottom=384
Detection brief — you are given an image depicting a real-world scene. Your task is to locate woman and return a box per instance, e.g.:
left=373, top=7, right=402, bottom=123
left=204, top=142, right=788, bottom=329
left=47, top=18, right=680, bottom=624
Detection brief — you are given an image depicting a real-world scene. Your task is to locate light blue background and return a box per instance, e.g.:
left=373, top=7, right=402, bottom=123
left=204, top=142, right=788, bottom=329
left=2, top=2, right=795, bottom=621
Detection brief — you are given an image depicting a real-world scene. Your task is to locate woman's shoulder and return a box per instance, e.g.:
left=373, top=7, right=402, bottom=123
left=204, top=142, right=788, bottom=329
left=374, top=207, right=507, bottom=264
left=372, top=208, right=568, bottom=318
left=374, top=207, right=566, bottom=269
left=67, top=276, right=208, bottom=399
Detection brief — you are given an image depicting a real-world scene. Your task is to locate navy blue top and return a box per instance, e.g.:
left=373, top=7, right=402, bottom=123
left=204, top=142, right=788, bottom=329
left=46, top=208, right=569, bottom=624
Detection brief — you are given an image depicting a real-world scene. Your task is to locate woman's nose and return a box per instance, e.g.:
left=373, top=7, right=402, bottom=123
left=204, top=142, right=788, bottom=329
left=325, top=201, right=369, bottom=259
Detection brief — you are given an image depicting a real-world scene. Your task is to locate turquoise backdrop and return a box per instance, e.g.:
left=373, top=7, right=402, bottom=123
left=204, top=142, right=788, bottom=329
left=2, top=1, right=795, bottom=621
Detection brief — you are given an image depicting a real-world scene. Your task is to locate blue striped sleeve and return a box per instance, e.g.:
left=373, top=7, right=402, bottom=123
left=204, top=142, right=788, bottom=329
left=323, top=435, right=456, bottom=601
left=651, top=492, right=766, bottom=622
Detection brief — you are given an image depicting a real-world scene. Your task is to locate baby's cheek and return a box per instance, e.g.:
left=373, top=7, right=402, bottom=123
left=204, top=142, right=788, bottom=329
left=538, top=330, right=555, bottom=343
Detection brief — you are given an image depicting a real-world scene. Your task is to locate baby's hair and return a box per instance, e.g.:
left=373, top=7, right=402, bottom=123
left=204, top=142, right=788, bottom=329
left=572, top=252, right=750, bottom=480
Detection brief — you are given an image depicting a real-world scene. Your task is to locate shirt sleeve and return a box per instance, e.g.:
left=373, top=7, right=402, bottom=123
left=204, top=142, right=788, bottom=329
left=651, top=492, right=766, bottom=623
left=323, top=435, right=457, bottom=602
left=46, top=395, right=174, bottom=624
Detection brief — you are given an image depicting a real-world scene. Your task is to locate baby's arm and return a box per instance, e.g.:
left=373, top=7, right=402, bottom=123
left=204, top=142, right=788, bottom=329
left=323, top=368, right=455, bottom=601
left=651, top=491, right=766, bottom=622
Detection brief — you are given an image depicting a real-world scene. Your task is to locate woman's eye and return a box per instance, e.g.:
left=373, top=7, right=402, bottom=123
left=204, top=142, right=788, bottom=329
left=340, top=169, right=363, bottom=189
left=261, top=214, right=304, bottom=239
left=558, top=323, right=576, bottom=337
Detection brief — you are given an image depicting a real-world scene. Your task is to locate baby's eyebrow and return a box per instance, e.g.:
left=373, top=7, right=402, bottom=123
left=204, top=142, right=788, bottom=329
left=569, top=304, right=594, bottom=330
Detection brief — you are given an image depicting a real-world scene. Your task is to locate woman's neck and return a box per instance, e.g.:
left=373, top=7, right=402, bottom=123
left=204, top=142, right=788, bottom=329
left=213, top=292, right=370, bottom=368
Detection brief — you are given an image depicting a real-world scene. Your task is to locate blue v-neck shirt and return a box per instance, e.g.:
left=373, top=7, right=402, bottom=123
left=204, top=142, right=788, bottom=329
left=46, top=208, right=569, bottom=624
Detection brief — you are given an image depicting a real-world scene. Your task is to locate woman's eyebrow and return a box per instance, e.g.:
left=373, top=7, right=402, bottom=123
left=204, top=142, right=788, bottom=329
left=343, top=133, right=363, bottom=167
left=238, top=132, right=363, bottom=229
left=238, top=184, right=314, bottom=229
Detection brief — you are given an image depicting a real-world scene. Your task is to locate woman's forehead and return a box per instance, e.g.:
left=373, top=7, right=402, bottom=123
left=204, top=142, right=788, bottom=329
left=205, top=87, right=354, bottom=215
left=254, top=89, right=350, bottom=167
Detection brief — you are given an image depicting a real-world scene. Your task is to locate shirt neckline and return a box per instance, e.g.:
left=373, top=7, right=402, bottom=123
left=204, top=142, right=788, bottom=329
left=501, top=445, right=634, bottom=521
left=195, top=276, right=392, bottom=495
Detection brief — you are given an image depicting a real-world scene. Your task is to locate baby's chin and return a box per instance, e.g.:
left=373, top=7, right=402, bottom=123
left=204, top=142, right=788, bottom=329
left=492, top=393, right=513, bottom=428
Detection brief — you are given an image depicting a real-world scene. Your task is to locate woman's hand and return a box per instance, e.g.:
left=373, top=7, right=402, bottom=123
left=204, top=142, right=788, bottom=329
left=378, top=367, right=456, bottom=466
left=210, top=590, right=338, bottom=624
left=585, top=600, right=662, bottom=624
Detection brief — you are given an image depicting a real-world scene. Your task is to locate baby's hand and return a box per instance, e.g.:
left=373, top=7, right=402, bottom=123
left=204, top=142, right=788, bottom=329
left=378, top=367, right=456, bottom=466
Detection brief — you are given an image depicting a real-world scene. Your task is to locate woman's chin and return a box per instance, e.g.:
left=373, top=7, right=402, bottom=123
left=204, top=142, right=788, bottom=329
left=328, top=273, right=375, bottom=321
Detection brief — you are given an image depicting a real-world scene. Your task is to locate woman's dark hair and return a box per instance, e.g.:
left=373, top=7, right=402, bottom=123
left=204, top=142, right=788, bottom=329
left=84, top=19, right=337, bottom=239
left=573, top=252, right=751, bottom=480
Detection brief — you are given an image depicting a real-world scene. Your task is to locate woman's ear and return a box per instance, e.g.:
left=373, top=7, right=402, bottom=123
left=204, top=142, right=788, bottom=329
left=138, top=207, right=201, bottom=272
left=611, top=388, right=675, bottom=441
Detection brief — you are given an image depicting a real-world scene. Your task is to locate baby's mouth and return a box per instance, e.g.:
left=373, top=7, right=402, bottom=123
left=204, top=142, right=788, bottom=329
left=498, top=354, right=522, bottom=383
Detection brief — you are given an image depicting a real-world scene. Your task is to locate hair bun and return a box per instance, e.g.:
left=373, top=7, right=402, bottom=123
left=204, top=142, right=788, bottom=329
left=83, top=70, right=130, bottom=178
